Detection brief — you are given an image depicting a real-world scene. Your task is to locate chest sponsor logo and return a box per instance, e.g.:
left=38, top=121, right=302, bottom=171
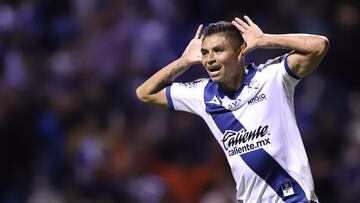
left=222, top=125, right=271, bottom=156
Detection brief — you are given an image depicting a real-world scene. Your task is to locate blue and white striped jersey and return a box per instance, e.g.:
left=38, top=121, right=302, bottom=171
left=166, top=55, right=318, bottom=203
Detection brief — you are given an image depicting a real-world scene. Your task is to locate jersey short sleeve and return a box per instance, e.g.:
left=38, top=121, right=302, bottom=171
left=165, top=79, right=208, bottom=115
left=281, top=54, right=302, bottom=87
left=259, top=54, right=301, bottom=92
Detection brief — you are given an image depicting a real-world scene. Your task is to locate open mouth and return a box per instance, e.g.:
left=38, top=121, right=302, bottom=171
left=208, top=65, right=221, bottom=77
left=209, top=66, right=221, bottom=72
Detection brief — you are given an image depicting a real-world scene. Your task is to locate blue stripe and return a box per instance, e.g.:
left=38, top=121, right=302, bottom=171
left=204, top=81, right=308, bottom=202
left=284, top=55, right=301, bottom=80
left=241, top=149, right=308, bottom=202
left=212, top=111, right=244, bottom=131
left=166, top=85, right=174, bottom=110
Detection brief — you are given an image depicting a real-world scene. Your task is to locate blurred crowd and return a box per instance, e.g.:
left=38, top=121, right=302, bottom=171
left=0, top=0, right=359, bottom=203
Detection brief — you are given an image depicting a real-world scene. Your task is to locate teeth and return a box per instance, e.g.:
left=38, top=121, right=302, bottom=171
left=210, top=70, right=220, bottom=77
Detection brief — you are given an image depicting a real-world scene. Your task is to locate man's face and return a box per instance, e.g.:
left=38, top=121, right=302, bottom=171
left=201, top=33, right=241, bottom=83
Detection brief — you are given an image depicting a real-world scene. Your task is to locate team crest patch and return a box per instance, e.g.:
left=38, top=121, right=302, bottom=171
left=248, top=80, right=260, bottom=94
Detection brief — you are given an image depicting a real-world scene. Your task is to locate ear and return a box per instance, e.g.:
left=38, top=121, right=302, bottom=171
left=237, top=43, right=246, bottom=62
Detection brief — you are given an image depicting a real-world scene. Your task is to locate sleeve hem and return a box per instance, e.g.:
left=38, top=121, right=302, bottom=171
left=166, top=85, right=174, bottom=110
left=284, top=55, right=301, bottom=80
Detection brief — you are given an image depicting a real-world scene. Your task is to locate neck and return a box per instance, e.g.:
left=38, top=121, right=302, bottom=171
left=220, top=62, right=246, bottom=92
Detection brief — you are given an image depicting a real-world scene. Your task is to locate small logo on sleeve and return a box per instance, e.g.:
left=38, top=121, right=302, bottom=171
left=178, top=80, right=202, bottom=88
left=281, top=181, right=294, bottom=197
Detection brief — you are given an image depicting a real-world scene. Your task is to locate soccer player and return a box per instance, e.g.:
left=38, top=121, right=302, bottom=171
left=136, top=15, right=329, bottom=202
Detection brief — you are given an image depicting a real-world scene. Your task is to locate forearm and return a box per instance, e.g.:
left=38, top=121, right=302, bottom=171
left=136, top=57, right=192, bottom=102
left=257, top=34, right=329, bottom=55
left=232, top=15, right=329, bottom=78
left=258, top=34, right=329, bottom=77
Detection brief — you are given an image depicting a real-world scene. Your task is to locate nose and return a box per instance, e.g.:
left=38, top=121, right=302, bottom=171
left=206, top=52, right=216, bottom=65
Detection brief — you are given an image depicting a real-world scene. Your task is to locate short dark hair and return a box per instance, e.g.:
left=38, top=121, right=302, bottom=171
left=202, top=21, right=244, bottom=51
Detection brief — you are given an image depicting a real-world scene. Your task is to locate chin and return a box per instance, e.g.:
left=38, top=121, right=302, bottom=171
left=210, top=76, right=223, bottom=82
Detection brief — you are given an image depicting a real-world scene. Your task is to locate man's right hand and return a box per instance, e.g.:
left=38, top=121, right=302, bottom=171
left=181, top=24, right=204, bottom=65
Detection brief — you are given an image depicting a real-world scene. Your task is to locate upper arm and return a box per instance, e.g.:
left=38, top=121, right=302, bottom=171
left=287, top=36, right=329, bottom=78
left=137, top=79, right=206, bottom=114
left=136, top=87, right=168, bottom=108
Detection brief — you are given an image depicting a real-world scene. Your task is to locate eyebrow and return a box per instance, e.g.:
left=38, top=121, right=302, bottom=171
left=202, top=43, right=224, bottom=51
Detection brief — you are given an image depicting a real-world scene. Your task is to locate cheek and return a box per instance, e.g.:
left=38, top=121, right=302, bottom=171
left=201, top=61, right=207, bottom=70
left=222, top=55, right=237, bottom=66
left=221, top=59, right=237, bottom=73
left=201, top=56, right=206, bottom=65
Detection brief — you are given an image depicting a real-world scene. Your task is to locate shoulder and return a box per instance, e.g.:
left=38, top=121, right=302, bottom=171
left=256, top=54, right=299, bottom=80
left=258, top=55, right=286, bottom=71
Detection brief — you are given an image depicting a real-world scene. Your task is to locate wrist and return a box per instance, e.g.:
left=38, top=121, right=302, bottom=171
left=178, top=56, right=197, bottom=67
left=256, top=33, right=270, bottom=48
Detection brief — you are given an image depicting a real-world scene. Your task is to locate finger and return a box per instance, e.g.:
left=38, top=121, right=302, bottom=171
left=244, top=15, right=254, bottom=25
left=195, top=24, right=203, bottom=39
left=232, top=20, right=246, bottom=33
left=234, top=17, right=249, bottom=29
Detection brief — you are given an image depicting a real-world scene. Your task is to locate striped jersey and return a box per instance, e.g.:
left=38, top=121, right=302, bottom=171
left=165, top=55, right=319, bottom=203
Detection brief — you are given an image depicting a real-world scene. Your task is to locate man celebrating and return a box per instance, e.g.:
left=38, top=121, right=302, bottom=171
left=136, top=15, right=329, bottom=202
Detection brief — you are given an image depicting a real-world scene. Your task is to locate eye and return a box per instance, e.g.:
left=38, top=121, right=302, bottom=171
left=213, top=47, right=222, bottom=53
left=201, top=49, right=208, bottom=56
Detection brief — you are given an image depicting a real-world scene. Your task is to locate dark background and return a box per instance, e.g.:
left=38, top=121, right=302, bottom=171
left=0, top=0, right=359, bottom=202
